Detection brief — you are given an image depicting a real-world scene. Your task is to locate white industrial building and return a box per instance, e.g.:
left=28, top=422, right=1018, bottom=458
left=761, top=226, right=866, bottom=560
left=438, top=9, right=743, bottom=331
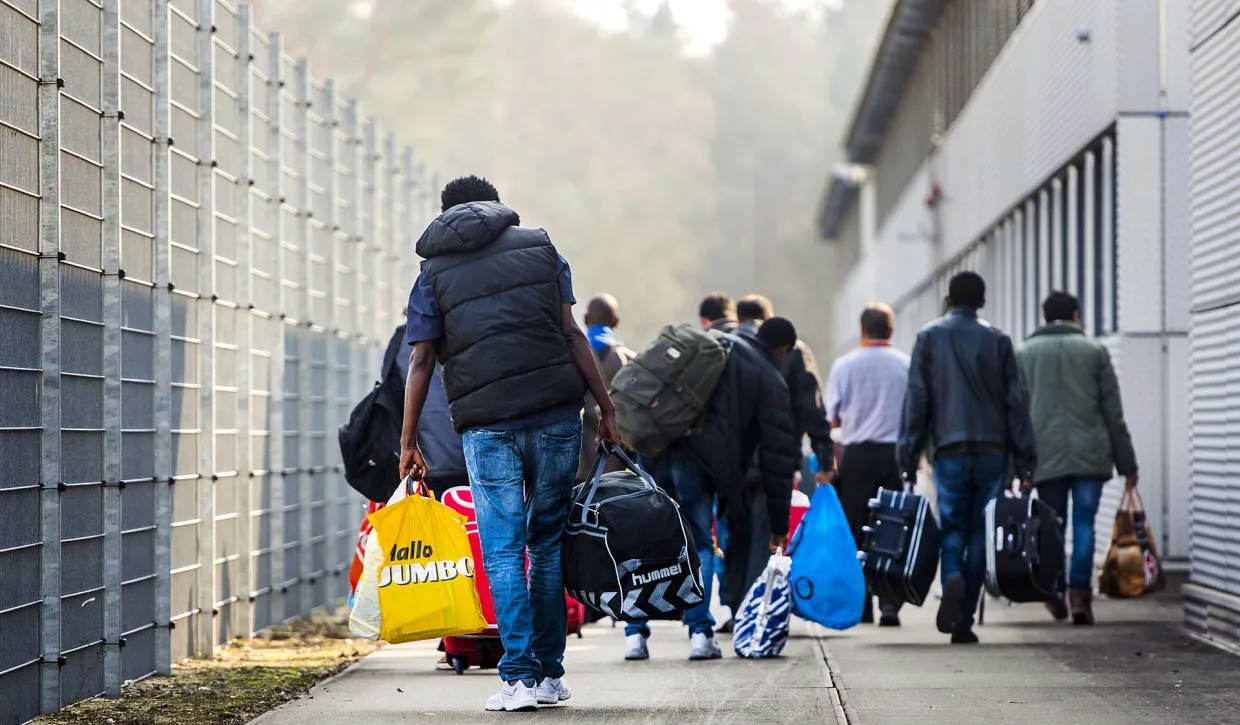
left=819, top=0, right=1239, bottom=646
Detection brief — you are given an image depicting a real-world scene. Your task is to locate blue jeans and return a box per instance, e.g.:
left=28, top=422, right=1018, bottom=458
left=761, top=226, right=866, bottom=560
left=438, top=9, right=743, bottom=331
left=714, top=506, right=727, bottom=609
left=461, top=416, right=582, bottom=683
left=1036, top=476, right=1105, bottom=590
left=624, top=447, right=716, bottom=639
left=934, top=451, right=1008, bottom=629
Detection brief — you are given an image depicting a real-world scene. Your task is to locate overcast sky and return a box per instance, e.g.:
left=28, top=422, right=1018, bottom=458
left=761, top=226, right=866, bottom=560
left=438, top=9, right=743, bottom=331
left=571, top=0, right=840, bottom=55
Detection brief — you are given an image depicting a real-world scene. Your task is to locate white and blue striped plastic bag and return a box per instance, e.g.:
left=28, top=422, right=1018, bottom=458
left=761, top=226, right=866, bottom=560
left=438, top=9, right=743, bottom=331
left=733, top=550, right=792, bottom=659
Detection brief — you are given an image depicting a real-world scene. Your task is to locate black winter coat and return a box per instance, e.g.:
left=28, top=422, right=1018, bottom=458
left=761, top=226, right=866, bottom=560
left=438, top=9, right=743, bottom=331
left=685, top=333, right=800, bottom=537
left=781, top=341, right=834, bottom=466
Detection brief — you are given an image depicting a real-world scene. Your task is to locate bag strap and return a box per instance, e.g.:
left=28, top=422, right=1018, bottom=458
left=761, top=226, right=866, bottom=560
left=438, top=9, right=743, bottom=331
left=379, top=327, right=406, bottom=386
left=579, top=441, right=655, bottom=524
left=402, top=475, right=433, bottom=500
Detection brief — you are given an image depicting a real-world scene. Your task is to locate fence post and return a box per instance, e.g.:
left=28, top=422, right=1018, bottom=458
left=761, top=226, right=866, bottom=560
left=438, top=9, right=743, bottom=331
left=235, top=0, right=255, bottom=641
left=265, top=30, right=287, bottom=626
left=195, top=0, right=218, bottom=658
left=152, top=0, right=174, bottom=677
left=37, top=0, right=64, bottom=713
left=293, top=58, right=315, bottom=618
left=101, top=0, right=125, bottom=698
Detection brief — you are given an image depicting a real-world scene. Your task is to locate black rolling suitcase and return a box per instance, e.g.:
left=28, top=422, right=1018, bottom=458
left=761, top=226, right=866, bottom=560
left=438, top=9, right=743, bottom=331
left=984, top=488, right=1063, bottom=602
left=859, top=488, right=941, bottom=606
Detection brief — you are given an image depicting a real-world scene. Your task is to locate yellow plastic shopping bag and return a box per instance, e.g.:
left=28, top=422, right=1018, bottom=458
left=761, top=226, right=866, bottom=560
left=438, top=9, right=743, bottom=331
left=365, top=484, right=487, bottom=644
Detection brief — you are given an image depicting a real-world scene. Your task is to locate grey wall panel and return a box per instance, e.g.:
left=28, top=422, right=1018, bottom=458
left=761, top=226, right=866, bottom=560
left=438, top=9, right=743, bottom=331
left=1187, top=0, right=1240, bottom=642
left=1191, top=0, right=1240, bottom=46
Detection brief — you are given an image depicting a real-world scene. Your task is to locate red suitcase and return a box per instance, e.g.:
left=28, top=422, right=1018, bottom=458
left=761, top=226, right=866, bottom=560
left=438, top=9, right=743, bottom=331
left=440, top=486, right=586, bottom=674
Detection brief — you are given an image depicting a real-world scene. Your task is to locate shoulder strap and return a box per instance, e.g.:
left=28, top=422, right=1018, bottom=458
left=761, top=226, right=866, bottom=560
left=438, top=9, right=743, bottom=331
left=380, top=327, right=405, bottom=384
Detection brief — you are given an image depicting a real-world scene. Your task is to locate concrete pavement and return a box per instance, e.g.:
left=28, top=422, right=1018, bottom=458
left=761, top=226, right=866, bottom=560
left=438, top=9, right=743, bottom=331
left=251, top=618, right=843, bottom=723
left=825, top=592, right=1240, bottom=724
left=254, top=592, right=1240, bottom=724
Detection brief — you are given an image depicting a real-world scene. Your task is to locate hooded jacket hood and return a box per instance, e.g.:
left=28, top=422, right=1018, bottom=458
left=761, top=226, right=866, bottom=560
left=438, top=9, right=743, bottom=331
left=415, top=201, right=520, bottom=259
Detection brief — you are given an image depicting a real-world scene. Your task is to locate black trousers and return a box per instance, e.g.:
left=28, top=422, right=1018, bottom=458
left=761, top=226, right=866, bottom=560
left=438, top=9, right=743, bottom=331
left=834, top=442, right=904, bottom=618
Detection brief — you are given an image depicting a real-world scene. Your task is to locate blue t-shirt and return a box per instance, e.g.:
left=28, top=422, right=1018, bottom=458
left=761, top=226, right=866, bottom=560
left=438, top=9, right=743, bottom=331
left=405, top=254, right=581, bottom=432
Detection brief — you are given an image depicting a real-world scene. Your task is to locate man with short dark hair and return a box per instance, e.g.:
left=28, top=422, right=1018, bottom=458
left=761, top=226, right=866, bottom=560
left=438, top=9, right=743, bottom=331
left=699, top=292, right=738, bottom=331
left=898, top=271, right=1036, bottom=645
left=825, top=302, right=909, bottom=626
left=399, top=175, right=619, bottom=711
left=1018, top=291, right=1137, bottom=625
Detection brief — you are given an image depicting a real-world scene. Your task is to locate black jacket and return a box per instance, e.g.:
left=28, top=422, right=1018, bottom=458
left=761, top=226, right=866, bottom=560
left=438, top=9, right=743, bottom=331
left=733, top=325, right=831, bottom=477
left=417, top=202, right=586, bottom=432
left=897, top=308, right=1037, bottom=479
left=781, top=342, right=833, bottom=465
left=685, top=333, right=800, bottom=536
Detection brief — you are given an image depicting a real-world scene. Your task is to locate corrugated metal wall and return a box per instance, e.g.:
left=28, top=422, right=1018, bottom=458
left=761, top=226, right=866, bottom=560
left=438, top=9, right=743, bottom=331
left=1185, top=0, right=1240, bottom=647
left=0, top=1, right=435, bottom=722
left=836, top=0, right=1194, bottom=576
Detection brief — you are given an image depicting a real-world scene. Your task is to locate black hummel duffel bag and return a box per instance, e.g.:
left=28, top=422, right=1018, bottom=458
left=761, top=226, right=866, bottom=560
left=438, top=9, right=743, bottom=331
left=563, top=443, right=704, bottom=621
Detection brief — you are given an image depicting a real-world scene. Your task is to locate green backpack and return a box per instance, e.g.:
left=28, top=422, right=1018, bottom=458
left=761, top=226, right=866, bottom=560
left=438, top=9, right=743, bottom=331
left=610, top=324, right=729, bottom=458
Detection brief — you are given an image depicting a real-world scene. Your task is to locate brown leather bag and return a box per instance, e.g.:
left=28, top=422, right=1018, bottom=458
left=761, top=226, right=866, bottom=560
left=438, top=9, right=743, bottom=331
left=1098, top=489, right=1165, bottom=598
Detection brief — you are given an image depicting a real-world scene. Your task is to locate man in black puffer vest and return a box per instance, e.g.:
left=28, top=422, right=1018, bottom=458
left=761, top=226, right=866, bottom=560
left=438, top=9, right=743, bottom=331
left=398, top=176, right=618, bottom=713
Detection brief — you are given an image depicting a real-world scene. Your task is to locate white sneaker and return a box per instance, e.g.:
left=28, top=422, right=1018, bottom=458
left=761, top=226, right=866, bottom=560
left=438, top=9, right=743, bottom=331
left=688, top=632, right=722, bottom=660
left=536, top=677, right=571, bottom=705
left=484, top=680, right=538, bottom=712
left=624, top=633, right=649, bottom=661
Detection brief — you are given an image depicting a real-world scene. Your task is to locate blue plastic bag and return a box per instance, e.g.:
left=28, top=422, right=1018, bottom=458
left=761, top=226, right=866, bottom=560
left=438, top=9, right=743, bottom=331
left=733, top=551, right=792, bottom=658
left=787, top=483, right=866, bottom=630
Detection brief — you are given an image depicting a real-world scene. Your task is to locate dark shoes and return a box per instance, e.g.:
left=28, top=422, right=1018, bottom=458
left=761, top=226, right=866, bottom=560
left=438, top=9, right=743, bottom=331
left=950, top=627, right=979, bottom=645
left=936, top=574, right=966, bottom=634
left=1070, top=586, right=1094, bottom=626
left=717, top=618, right=735, bottom=634
left=1045, top=596, right=1070, bottom=621
left=878, top=613, right=901, bottom=627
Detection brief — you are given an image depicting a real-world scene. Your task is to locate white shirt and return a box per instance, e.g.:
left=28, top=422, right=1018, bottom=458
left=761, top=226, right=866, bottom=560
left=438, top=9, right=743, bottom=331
left=824, top=344, right=911, bottom=445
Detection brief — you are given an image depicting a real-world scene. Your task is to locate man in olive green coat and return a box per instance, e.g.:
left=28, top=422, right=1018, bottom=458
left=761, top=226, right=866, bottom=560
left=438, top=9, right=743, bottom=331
left=1018, top=291, right=1138, bottom=626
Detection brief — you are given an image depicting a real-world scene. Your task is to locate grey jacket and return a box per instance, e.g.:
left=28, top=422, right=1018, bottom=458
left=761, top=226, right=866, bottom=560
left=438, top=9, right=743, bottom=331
left=392, top=325, right=466, bottom=479
left=898, top=308, right=1037, bottom=479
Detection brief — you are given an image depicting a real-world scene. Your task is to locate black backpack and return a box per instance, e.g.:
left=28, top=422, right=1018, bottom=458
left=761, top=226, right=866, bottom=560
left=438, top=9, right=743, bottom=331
left=563, top=443, right=704, bottom=621
left=338, top=328, right=406, bottom=502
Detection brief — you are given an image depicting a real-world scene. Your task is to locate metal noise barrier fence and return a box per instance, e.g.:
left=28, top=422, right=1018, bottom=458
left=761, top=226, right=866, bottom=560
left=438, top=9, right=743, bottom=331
left=0, top=1, right=436, bottom=721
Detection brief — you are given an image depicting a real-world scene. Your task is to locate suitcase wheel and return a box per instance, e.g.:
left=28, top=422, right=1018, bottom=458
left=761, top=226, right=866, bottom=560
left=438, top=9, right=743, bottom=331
left=450, top=655, right=467, bottom=675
